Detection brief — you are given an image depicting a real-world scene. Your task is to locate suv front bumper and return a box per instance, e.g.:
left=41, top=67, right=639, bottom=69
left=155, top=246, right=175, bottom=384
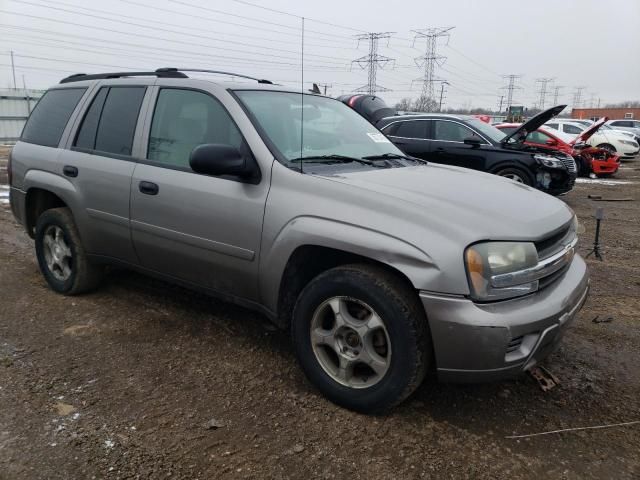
left=420, top=254, right=589, bottom=383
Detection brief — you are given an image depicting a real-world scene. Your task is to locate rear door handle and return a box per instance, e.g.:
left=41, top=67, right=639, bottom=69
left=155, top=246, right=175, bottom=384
left=63, top=165, right=78, bottom=177
left=139, top=181, right=159, bottom=195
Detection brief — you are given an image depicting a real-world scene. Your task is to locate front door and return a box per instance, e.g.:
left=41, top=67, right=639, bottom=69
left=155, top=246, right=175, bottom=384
left=429, top=120, right=488, bottom=171
left=130, top=87, right=268, bottom=301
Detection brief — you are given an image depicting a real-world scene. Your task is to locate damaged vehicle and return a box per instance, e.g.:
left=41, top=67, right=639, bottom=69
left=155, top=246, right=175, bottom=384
left=340, top=96, right=577, bottom=195
left=496, top=118, right=620, bottom=177
left=10, top=69, right=589, bottom=413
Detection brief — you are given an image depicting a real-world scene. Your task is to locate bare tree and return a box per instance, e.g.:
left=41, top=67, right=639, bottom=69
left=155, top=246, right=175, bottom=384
left=394, top=97, right=413, bottom=111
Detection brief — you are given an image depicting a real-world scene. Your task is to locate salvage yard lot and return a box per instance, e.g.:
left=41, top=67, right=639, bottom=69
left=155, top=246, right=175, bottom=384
left=0, top=150, right=638, bottom=478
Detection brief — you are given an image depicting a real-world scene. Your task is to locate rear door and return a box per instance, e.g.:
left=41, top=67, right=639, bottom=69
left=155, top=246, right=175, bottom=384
left=61, top=80, right=152, bottom=264
left=129, top=85, right=269, bottom=301
left=381, top=120, right=430, bottom=159
left=429, top=120, right=489, bottom=170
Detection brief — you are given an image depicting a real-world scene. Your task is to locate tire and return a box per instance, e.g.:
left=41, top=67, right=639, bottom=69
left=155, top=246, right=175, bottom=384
left=596, top=143, right=616, bottom=154
left=35, top=207, right=103, bottom=295
left=291, top=264, right=431, bottom=413
left=494, top=166, right=533, bottom=186
left=576, top=157, right=589, bottom=177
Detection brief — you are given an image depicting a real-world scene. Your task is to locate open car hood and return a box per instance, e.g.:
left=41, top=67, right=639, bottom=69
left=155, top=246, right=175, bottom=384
left=501, top=105, right=566, bottom=144
left=569, top=117, right=609, bottom=146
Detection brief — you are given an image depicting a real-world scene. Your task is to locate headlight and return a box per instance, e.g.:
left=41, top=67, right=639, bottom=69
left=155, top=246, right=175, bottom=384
left=621, top=139, right=638, bottom=146
left=534, top=153, right=564, bottom=169
left=465, top=242, right=539, bottom=301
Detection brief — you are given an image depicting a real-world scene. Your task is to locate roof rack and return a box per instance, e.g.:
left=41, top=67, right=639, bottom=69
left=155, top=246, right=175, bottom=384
left=59, top=67, right=273, bottom=85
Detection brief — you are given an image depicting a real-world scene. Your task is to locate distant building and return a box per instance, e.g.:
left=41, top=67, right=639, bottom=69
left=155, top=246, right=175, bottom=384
left=572, top=107, right=640, bottom=121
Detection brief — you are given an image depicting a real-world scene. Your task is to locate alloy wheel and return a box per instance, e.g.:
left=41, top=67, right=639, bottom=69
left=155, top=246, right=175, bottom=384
left=42, top=225, right=73, bottom=281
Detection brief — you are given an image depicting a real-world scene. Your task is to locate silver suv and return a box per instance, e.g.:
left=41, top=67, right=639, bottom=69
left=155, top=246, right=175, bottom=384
left=9, top=68, right=589, bottom=412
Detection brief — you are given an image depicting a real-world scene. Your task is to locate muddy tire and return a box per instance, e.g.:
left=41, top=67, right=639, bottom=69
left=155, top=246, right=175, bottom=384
left=35, top=207, right=103, bottom=295
left=495, top=166, right=533, bottom=186
left=291, top=264, right=430, bottom=413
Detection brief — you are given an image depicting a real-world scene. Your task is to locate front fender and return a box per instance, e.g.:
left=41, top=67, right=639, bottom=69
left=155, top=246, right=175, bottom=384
left=259, top=215, right=440, bottom=313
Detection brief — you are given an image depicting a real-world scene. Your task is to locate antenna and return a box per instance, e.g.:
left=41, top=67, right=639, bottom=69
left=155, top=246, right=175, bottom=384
left=300, top=16, right=304, bottom=174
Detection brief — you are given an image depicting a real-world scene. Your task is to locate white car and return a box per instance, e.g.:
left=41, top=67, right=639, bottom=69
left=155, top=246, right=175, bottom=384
left=545, top=120, right=639, bottom=159
left=606, top=119, right=640, bottom=143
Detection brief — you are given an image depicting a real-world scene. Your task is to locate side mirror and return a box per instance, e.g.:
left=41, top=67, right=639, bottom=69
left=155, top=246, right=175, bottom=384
left=463, top=137, right=482, bottom=147
left=545, top=139, right=557, bottom=146
left=189, top=144, right=255, bottom=179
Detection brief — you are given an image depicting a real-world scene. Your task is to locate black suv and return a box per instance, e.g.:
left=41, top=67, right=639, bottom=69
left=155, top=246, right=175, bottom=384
left=340, top=96, right=577, bottom=195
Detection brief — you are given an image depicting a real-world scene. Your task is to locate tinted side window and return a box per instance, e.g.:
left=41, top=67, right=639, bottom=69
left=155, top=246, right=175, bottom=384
left=74, top=88, right=108, bottom=150
left=147, top=89, right=243, bottom=169
left=393, top=121, right=426, bottom=139
left=94, top=87, right=146, bottom=156
left=21, top=88, right=86, bottom=147
left=563, top=124, right=582, bottom=135
left=527, top=130, right=551, bottom=144
left=434, top=121, right=477, bottom=142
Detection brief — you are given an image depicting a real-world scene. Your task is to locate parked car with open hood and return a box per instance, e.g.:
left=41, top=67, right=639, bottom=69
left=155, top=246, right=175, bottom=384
left=546, top=120, right=639, bottom=159
left=495, top=119, right=620, bottom=177
left=9, top=69, right=589, bottom=413
left=340, top=96, right=577, bottom=195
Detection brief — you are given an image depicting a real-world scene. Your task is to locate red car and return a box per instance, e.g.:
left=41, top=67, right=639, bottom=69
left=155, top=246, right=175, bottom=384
left=496, top=119, right=620, bottom=177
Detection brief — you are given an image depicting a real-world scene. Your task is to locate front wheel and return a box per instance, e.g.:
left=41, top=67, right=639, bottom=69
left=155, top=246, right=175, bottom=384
left=495, top=167, right=533, bottom=186
left=291, top=264, right=430, bottom=413
left=596, top=143, right=616, bottom=154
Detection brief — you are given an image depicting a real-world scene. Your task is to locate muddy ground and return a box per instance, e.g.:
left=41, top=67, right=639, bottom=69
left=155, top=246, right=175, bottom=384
left=0, top=149, right=638, bottom=479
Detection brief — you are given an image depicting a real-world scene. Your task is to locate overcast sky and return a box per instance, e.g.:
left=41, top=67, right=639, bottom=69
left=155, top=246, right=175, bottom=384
left=0, top=0, right=638, bottom=109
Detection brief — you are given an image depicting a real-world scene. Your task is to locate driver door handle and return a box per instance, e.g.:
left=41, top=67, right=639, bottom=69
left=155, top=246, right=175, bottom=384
left=139, top=181, right=159, bottom=195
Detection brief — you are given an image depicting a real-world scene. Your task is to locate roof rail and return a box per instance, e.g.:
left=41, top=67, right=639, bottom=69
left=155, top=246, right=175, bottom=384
left=59, top=68, right=187, bottom=84
left=59, top=67, right=273, bottom=85
left=162, top=68, right=273, bottom=84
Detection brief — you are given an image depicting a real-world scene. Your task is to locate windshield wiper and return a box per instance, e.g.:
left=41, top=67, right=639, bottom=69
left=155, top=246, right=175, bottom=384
left=362, top=153, right=428, bottom=164
left=289, top=154, right=380, bottom=166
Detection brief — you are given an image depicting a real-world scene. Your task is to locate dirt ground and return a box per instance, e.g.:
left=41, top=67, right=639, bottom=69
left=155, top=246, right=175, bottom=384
left=0, top=149, right=638, bottom=479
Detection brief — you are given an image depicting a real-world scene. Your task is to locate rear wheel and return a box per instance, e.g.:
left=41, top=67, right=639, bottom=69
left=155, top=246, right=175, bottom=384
left=495, top=167, right=533, bottom=186
left=35, top=208, right=103, bottom=295
left=291, top=264, right=430, bottom=413
left=596, top=143, right=616, bottom=154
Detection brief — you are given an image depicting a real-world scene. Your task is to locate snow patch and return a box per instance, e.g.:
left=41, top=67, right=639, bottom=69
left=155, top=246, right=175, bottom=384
left=575, top=178, right=635, bottom=186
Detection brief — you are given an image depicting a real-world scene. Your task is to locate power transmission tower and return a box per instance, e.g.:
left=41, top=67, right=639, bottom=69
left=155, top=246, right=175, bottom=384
left=411, top=27, right=454, bottom=109
left=572, top=86, right=586, bottom=109
left=535, top=77, right=554, bottom=110
left=351, top=32, right=395, bottom=95
left=317, top=83, right=332, bottom=95
left=552, top=85, right=563, bottom=105
left=501, top=74, right=522, bottom=112
left=588, top=92, right=598, bottom=108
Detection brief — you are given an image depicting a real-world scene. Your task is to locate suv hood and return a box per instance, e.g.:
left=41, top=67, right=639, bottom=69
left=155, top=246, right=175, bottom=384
left=325, top=163, right=572, bottom=242
left=501, top=105, right=567, bottom=145
left=570, top=116, right=608, bottom=145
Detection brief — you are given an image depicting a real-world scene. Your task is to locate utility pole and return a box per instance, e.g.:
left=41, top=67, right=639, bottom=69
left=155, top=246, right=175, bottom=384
left=22, top=74, right=31, bottom=114
left=588, top=92, right=598, bottom=108
left=317, top=83, right=332, bottom=95
left=535, top=77, right=554, bottom=110
left=351, top=32, right=394, bottom=95
left=10, top=50, right=17, bottom=89
left=411, top=26, right=454, bottom=110
left=438, top=81, right=449, bottom=111
left=501, top=74, right=522, bottom=112
left=572, top=86, right=586, bottom=110
left=497, top=94, right=504, bottom=113
left=552, top=85, right=563, bottom=105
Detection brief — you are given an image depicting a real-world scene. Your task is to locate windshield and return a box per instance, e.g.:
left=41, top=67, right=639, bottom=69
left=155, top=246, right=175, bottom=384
left=235, top=90, right=404, bottom=165
left=466, top=118, right=506, bottom=143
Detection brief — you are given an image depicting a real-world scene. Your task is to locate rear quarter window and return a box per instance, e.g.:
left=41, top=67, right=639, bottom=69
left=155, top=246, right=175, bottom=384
left=20, top=88, right=86, bottom=147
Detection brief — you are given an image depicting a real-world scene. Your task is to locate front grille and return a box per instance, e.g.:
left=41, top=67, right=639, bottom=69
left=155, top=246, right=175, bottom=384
left=559, top=155, right=577, bottom=175
left=535, top=222, right=572, bottom=259
left=506, top=335, right=524, bottom=354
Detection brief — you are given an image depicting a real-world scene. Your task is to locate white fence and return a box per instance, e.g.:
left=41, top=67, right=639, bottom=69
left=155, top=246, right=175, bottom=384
left=0, top=88, right=44, bottom=143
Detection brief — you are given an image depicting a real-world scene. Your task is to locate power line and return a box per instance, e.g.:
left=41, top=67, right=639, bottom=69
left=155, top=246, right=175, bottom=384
left=351, top=32, right=395, bottom=94
left=5, top=0, right=353, bottom=63
left=411, top=27, right=454, bottom=106
left=535, top=77, right=554, bottom=110
left=226, top=0, right=365, bottom=32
